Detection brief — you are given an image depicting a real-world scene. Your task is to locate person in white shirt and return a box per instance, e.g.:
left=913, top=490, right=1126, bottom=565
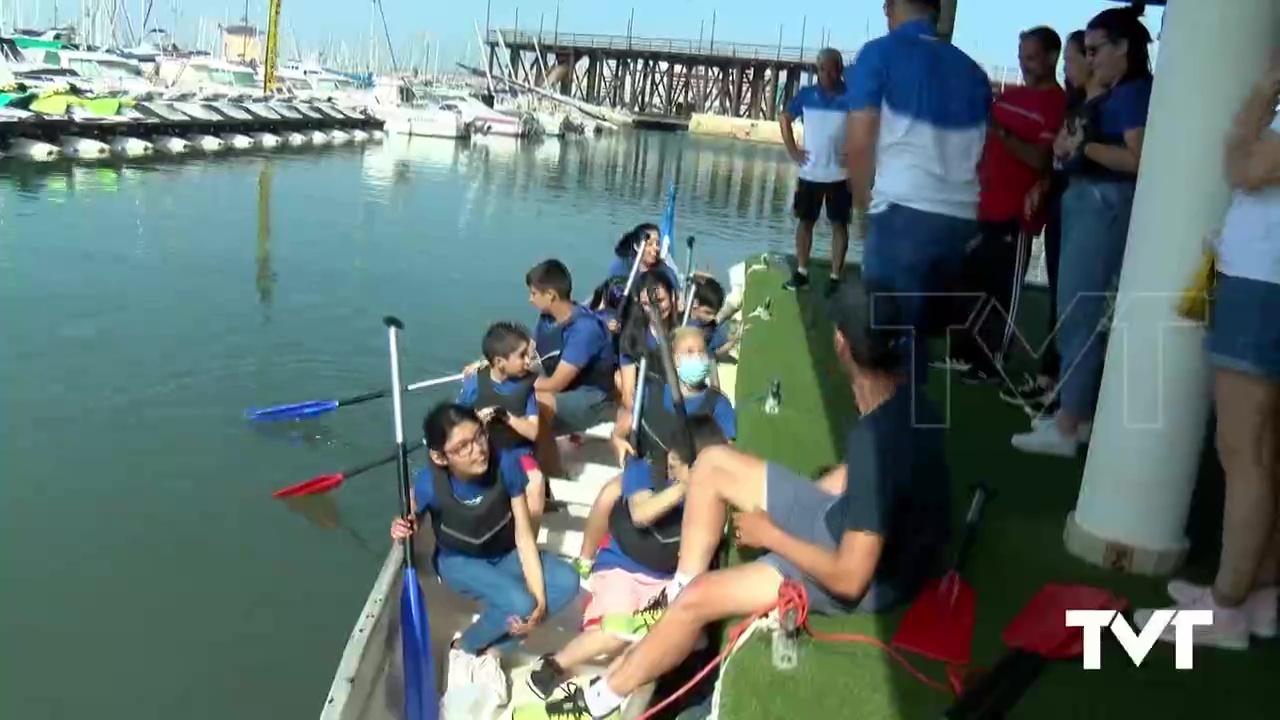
left=1133, top=60, right=1280, bottom=653
left=780, top=48, right=851, bottom=297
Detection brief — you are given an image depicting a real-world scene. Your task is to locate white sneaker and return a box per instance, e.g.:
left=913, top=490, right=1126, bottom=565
left=1031, top=414, right=1093, bottom=443
left=471, top=652, right=510, bottom=708
left=1011, top=421, right=1079, bottom=458
left=446, top=645, right=477, bottom=694
left=1133, top=587, right=1250, bottom=652
left=1167, top=580, right=1278, bottom=638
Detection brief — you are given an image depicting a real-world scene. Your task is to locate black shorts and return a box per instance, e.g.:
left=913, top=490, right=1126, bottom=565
left=793, top=179, right=852, bottom=225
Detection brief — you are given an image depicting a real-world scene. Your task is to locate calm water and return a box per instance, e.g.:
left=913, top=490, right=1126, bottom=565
left=0, top=132, right=826, bottom=720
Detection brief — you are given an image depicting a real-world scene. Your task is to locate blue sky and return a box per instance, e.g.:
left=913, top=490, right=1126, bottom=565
left=35, top=0, right=1161, bottom=72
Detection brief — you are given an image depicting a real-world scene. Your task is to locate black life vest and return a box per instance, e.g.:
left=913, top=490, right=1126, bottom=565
left=427, top=455, right=516, bottom=558
left=474, top=373, right=535, bottom=450
left=607, top=382, right=727, bottom=574
left=535, top=306, right=617, bottom=395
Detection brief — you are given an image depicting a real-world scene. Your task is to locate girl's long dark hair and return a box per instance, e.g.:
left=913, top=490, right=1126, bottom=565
left=618, top=269, right=676, bottom=362
left=613, top=222, right=660, bottom=259
left=1087, top=7, right=1153, bottom=84
left=423, top=402, right=480, bottom=454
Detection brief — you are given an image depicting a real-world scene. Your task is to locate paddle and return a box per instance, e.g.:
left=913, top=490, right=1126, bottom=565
left=891, top=484, right=991, bottom=668
left=244, top=351, right=561, bottom=422
left=384, top=316, right=438, bottom=720
left=271, top=438, right=426, bottom=498
left=642, top=286, right=695, bottom=461
left=942, top=584, right=1127, bottom=719
left=679, top=235, right=698, bottom=326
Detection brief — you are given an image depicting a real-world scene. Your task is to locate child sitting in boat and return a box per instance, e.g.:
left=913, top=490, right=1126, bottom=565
left=389, top=402, right=582, bottom=705
left=576, top=327, right=736, bottom=582
left=607, top=222, right=679, bottom=291
left=616, top=269, right=680, bottom=414
left=684, top=274, right=734, bottom=361
left=457, top=321, right=546, bottom=531
left=526, top=259, right=619, bottom=477
left=521, top=412, right=731, bottom=703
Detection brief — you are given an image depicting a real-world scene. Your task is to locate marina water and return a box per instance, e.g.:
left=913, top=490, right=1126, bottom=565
left=0, top=132, right=815, bottom=720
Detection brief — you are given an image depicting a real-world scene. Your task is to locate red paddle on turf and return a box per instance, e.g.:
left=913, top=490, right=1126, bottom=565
left=272, top=439, right=425, bottom=498
left=892, top=484, right=991, bottom=669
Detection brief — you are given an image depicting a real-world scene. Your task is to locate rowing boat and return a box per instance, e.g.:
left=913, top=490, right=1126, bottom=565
left=317, top=263, right=746, bottom=720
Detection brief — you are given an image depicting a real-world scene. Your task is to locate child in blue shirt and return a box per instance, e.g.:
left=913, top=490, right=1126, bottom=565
left=606, top=222, right=680, bottom=291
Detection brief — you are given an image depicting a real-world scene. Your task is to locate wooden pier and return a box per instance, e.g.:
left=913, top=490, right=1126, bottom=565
left=486, top=29, right=1021, bottom=122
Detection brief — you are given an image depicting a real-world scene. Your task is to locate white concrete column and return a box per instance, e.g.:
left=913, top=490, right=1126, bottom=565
left=1065, top=0, right=1278, bottom=575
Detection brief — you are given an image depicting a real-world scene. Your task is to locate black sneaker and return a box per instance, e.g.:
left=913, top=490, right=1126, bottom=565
left=782, top=271, right=809, bottom=291
left=513, top=681, right=620, bottom=719
left=999, top=374, right=1050, bottom=405
left=959, top=367, right=1001, bottom=386
left=823, top=277, right=841, bottom=298
left=527, top=654, right=570, bottom=700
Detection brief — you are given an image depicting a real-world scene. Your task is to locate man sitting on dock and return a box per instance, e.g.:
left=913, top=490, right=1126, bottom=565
left=844, top=0, right=991, bottom=388
left=780, top=48, right=853, bottom=296
left=526, top=259, right=619, bottom=476
left=523, top=281, right=953, bottom=720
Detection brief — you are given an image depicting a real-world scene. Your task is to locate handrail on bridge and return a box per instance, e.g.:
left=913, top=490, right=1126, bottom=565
left=487, top=28, right=1020, bottom=86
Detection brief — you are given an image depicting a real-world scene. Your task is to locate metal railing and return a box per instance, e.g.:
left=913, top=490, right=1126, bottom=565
left=489, top=29, right=1020, bottom=86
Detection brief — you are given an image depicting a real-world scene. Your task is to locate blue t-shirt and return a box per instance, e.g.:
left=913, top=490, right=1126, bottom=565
left=822, top=385, right=950, bottom=610
left=619, top=329, right=660, bottom=368
left=533, top=304, right=614, bottom=392
left=594, top=387, right=736, bottom=576
left=606, top=256, right=680, bottom=292
left=688, top=319, right=732, bottom=355
left=785, top=83, right=853, bottom=183
left=457, top=374, right=539, bottom=418
left=1096, top=76, right=1153, bottom=139
left=413, top=452, right=530, bottom=559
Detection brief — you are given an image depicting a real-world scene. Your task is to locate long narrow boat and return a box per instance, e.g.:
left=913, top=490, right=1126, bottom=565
left=319, top=264, right=747, bottom=720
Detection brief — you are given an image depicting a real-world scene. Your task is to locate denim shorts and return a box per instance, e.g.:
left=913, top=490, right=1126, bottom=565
left=1207, top=272, right=1280, bottom=381
left=551, top=385, right=617, bottom=435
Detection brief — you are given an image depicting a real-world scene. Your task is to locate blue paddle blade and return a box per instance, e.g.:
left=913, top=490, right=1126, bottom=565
left=400, top=566, right=438, bottom=720
left=243, top=399, right=340, bottom=421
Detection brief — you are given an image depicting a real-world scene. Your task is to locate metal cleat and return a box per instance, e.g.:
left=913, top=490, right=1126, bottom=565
left=763, top=380, right=782, bottom=415
left=747, top=297, right=773, bottom=321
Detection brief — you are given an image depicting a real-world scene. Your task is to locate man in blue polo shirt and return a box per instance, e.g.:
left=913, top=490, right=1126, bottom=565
left=844, top=0, right=992, bottom=391
left=781, top=48, right=852, bottom=297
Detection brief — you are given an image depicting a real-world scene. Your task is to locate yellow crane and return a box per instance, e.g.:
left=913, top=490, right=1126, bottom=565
left=262, top=0, right=283, bottom=93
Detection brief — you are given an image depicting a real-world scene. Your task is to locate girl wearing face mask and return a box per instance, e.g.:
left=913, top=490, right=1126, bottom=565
left=565, top=327, right=738, bottom=582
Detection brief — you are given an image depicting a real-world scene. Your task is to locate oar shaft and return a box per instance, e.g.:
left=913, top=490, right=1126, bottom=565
left=384, top=317, right=417, bottom=570
left=680, top=235, right=697, bottom=326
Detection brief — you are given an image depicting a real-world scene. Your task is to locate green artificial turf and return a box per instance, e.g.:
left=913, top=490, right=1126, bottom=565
left=719, top=259, right=1277, bottom=720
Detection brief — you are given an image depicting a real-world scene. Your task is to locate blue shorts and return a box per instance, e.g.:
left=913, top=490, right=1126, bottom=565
left=1207, top=273, right=1280, bottom=381
left=551, top=385, right=617, bottom=435
left=757, top=463, right=896, bottom=615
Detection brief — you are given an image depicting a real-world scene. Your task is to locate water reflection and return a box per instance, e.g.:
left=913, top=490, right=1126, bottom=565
left=256, top=162, right=276, bottom=316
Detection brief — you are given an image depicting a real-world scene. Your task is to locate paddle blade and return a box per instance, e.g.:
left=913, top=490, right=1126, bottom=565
left=400, top=566, right=438, bottom=720
left=272, top=472, right=345, bottom=498
left=245, top=399, right=340, bottom=421
left=892, top=572, right=977, bottom=665
left=1002, top=583, right=1128, bottom=660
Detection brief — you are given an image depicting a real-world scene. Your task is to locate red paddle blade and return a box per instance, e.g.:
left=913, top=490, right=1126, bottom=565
left=892, top=572, right=978, bottom=665
left=1002, top=583, right=1128, bottom=660
left=273, top=473, right=346, bottom=498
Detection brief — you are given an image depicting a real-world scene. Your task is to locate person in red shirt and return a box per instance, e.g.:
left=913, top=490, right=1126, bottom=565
left=938, top=26, right=1067, bottom=385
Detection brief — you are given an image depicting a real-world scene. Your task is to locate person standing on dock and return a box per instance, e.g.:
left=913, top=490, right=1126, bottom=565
left=843, top=0, right=992, bottom=389
left=780, top=48, right=853, bottom=296
left=939, top=26, right=1067, bottom=386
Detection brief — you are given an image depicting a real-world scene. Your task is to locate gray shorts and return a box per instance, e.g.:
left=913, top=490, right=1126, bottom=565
left=758, top=463, right=890, bottom=615
left=551, top=385, right=616, bottom=435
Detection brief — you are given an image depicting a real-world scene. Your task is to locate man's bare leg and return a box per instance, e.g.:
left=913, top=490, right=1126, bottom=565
left=674, top=446, right=768, bottom=579
left=795, top=220, right=815, bottom=274
left=593, top=564, right=783, bottom=708
left=534, top=390, right=568, bottom=477
left=831, top=221, right=850, bottom=279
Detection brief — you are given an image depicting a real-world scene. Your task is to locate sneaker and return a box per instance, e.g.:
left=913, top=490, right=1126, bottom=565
left=512, top=682, right=621, bottom=720
left=999, top=374, right=1050, bottom=405
left=782, top=271, right=809, bottom=291
left=445, top=644, right=476, bottom=694
left=959, top=367, right=1002, bottom=386
left=1010, top=421, right=1079, bottom=458
left=823, top=277, right=841, bottom=298
left=601, top=590, right=669, bottom=641
left=1133, top=588, right=1251, bottom=652
left=930, top=356, right=972, bottom=372
left=527, top=655, right=571, bottom=700
left=1167, top=581, right=1278, bottom=638
left=1030, top=414, right=1093, bottom=443
left=472, top=651, right=510, bottom=708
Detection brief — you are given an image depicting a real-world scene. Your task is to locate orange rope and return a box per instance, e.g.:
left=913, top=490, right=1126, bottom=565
left=635, top=581, right=962, bottom=720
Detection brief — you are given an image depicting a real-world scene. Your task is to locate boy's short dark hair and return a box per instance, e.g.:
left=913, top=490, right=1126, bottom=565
left=687, top=414, right=729, bottom=458
left=481, top=321, right=531, bottom=363
left=525, top=259, right=573, bottom=300
left=1020, top=25, right=1062, bottom=57
left=825, top=279, right=903, bottom=373
left=691, top=275, right=726, bottom=313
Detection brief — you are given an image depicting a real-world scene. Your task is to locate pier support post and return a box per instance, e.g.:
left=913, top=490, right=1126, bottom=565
left=1064, top=0, right=1277, bottom=574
